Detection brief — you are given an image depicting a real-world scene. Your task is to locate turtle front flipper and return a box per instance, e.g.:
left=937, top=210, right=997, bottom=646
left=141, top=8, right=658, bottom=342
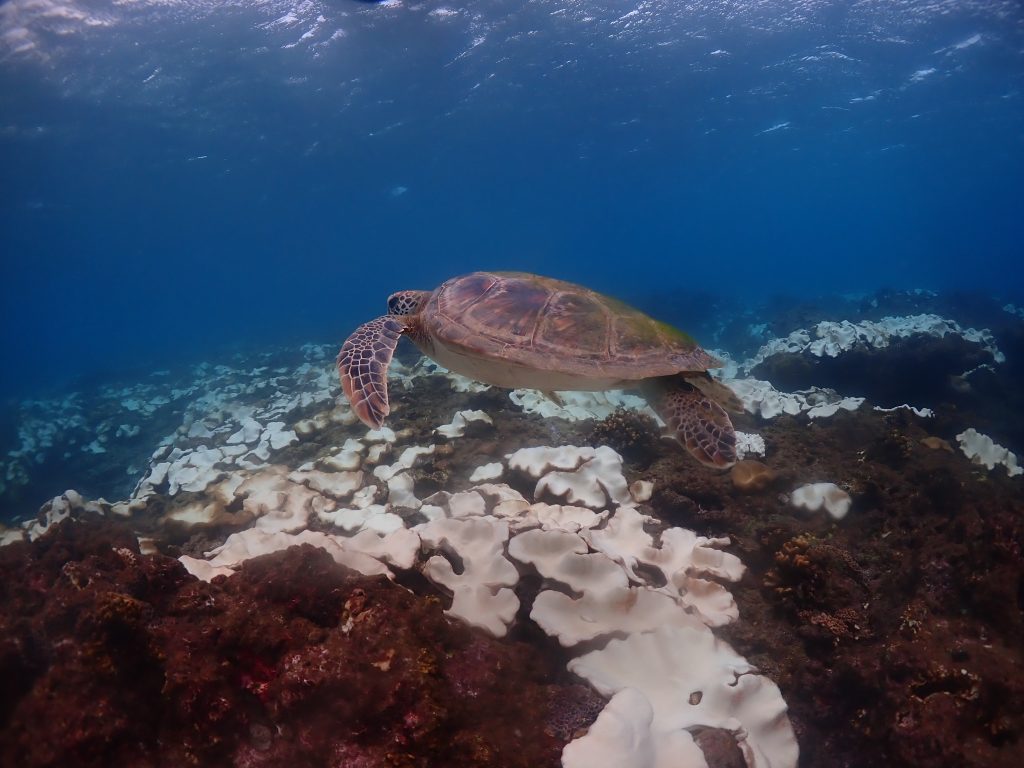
left=337, top=315, right=406, bottom=428
left=645, top=376, right=737, bottom=469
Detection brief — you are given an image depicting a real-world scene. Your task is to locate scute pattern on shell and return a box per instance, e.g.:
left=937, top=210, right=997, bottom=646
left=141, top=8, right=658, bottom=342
left=422, top=272, right=719, bottom=381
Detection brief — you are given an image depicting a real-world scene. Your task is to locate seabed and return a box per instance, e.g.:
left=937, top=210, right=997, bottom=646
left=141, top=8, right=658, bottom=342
left=1, top=289, right=1022, bottom=768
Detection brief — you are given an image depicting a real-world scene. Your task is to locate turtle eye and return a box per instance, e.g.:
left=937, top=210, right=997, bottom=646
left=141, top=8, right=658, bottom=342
left=388, top=291, right=416, bottom=316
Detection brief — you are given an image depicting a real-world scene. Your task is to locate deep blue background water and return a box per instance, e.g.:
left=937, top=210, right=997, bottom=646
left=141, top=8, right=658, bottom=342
left=2, top=0, right=1023, bottom=401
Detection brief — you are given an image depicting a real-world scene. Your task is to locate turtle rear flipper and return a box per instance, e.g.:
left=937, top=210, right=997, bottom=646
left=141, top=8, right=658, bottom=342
left=646, top=376, right=737, bottom=469
left=337, top=315, right=406, bottom=428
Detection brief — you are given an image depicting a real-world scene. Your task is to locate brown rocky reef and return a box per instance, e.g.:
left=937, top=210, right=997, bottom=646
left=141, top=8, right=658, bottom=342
left=0, top=518, right=585, bottom=768
left=679, top=407, right=1024, bottom=768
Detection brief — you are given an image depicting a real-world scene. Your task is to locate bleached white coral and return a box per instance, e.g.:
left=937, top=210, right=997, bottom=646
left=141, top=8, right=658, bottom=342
left=735, top=431, right=766, bottom=458
left=180, top=527, right=419, bottom=583
left=416, top=516, right=521, bottom=637
left=743, top=314, right=1004, bottom=369
left=568, top=625, right=799, bottom=768
left=530, top=587, right=703, bottom=648
left=791, top=482, right=852, bottom=519
left=561, top=687, right=706, bottom=768
left=727, top=379, right=863, bottom=421
left=434, top=409, right=493, bottom=438
left=26, top=489, right=111, bottom=541
left=508, top=528, right=629, bottom=595
left=507, top=445, right=633, bottom=509
left=468, top=462, right=503, bottom=482
left=873, top=404, right=934, bottom=418
left=508, top=389, right=656, bottom=422
left=586, top=506, right=745, bottom=627
left=956, top=428, right=1022, bottom=477
left=372, top=444, right=435, bottom=481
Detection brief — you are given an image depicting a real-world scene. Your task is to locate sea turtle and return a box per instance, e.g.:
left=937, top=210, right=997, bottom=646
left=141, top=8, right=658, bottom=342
left=337, top=271, right=741, bottom=468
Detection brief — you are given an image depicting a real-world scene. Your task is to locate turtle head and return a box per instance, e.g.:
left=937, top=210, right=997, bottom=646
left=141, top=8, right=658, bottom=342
left=387, top=290, right=430, bottom=317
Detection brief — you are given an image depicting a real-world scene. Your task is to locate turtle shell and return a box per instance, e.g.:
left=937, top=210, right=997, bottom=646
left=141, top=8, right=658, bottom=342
left=420, top=271, right=721, bottom=382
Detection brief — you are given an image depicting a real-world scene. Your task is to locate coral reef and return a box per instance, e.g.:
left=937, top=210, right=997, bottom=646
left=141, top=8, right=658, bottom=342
left=587, top=408, right=662, bottom=464
left=2, top=289, right=1023, bottom=768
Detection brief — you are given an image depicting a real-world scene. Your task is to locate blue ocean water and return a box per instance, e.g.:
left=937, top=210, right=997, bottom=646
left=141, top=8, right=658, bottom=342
left=1, top=0, right=1022, bottom=401
left=4, top=7, right=1024, bottom=764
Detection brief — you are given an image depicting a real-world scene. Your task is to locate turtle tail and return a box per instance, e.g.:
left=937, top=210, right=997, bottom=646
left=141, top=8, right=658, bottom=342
left=642, top=374, right=737, bottom=469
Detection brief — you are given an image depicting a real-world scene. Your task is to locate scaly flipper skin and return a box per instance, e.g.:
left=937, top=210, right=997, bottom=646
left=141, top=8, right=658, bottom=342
left=647, top=377, right=737, bottom=469
left=337, top=315, right=405, bottom=428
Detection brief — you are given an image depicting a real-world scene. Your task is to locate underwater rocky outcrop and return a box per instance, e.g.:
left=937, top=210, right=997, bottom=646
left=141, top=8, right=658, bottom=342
left=0, top=519, right=579, bottom=767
